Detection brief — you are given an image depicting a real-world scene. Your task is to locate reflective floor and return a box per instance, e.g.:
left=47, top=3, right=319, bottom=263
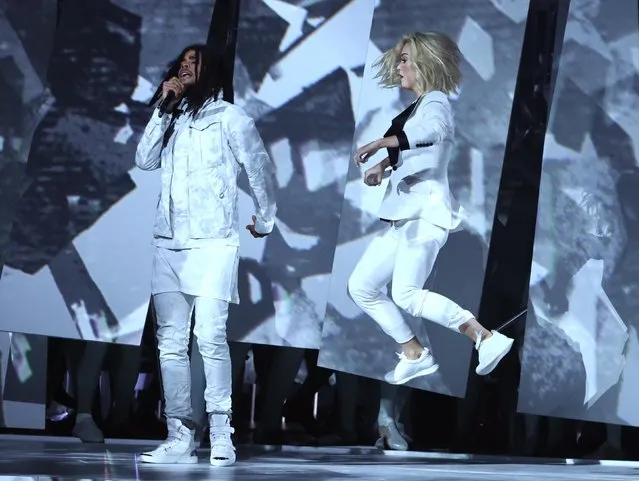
left=0, top=436, right=637, bottom=480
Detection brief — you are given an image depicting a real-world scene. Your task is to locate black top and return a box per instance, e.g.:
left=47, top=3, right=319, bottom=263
left=378, top=101, right=418, bottom=223
left=383, top=101, right=418, bottom=169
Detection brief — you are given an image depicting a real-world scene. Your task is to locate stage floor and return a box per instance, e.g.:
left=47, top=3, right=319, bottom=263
left=0, top=436, right=637, bottom=480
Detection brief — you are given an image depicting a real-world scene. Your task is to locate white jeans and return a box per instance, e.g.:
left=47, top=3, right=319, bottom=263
left=153, top=292, right=232, bottom=422
left=348, top=219, right=474, bottom=344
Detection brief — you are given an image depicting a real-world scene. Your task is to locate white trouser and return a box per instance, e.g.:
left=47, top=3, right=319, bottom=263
left=153, top=292, right=232, bottom=422
left=348, top=218, right=474, bottom=344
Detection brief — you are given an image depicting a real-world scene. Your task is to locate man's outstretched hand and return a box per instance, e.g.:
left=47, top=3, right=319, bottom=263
left=246, top=215, right=268, bottom=238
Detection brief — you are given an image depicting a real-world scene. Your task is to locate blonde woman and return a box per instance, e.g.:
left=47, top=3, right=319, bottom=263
left=349, top=32, right=514, bottom=385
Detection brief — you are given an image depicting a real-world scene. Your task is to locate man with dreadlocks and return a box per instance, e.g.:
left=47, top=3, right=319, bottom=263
left=135, top=44, right=277, bottom=466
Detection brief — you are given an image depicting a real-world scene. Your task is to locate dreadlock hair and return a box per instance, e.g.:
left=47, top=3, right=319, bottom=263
left=149, top=44, right=225, bottom=117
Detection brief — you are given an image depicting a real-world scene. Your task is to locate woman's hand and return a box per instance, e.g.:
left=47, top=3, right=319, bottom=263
left=364, top=163, right=384, bottom=187
left=353, top=139, right=383, bottom=165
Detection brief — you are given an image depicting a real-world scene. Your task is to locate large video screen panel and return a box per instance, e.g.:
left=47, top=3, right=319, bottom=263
left=227, top=0, right=374, bottom=348
left=518, top=0, right=639, bottom=426
left=0, top=0, right=57, bottom=275
left=0, top=0, right=217, bottom=345
left=318, top=0, right=529, bottom=397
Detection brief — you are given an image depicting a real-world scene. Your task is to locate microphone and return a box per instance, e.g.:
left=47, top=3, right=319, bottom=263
left=157, top=92, right=176, bottom=118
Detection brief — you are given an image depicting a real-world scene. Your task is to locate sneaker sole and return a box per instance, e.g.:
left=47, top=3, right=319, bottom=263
left=210, top=457, right=236, bottom=467
left=386, top=363, right=439, bottom=385
left=138, top=454, right=198, bottom=464
left=475, top=338, right=514, bottom=376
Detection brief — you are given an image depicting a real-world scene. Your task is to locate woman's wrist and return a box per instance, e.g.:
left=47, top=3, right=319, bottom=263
left=378, top=136, right=399, bottom=149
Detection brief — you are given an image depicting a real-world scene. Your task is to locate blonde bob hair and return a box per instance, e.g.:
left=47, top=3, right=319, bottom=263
left=374, top=31, right=463, bottom=95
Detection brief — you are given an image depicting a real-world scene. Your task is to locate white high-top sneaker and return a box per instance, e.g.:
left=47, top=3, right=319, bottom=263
left=209, top=413, right=236, bottom=467
left=139, top=418, right=197, bottom=464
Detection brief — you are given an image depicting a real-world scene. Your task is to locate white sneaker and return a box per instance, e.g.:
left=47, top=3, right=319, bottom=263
left=209, top=413, right=236, bottom=467
left=384, top=349, right=439, bottom=385
left=475, top=331, right=514, bottom=376
left=139, top=418, right=197, bottom=464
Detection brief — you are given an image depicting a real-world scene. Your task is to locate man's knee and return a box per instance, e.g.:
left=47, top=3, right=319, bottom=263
left=157, top=325, right=190, bottom=361
left=195, top=320, right=227, bottom=347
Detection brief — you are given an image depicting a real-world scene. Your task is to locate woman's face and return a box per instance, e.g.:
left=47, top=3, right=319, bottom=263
left=397, top=43, right=418, bottom=93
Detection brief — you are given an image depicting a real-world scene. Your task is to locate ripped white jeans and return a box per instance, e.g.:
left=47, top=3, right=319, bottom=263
left=153, top=292, right=232, bottom=422
left=348, top=219, right=474, bottom=344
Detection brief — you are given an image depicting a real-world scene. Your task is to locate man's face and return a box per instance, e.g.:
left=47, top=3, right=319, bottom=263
left=179, top=49, right=200, bottom=87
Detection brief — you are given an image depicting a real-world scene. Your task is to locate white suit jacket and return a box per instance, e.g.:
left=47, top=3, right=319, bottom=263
left=135, top=99, right=277, bottom=245
left=378, top=91, right=463, bottom=231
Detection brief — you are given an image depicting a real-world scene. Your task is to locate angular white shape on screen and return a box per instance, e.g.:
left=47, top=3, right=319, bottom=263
left=563, top=14, right=611, bottom=61
left=9, top=333, right=32, bottom=384
left=273, top=285, right=322, bottom=348
left=458, top=16, right=495, bottom=81
left=132, top=75, right=155, bottom=103
left=533, top=259, right=628, bottom=406
left=72, top=168, right=159, bottom=346
left=490, top=0, right=529, bottom=23
left=607, top=33, right=639, bottom=83
left=0, top=266, right=78, bottom=340
left=529, top=260, right=550, bottom=286
left=256, top=0, right=375, bottom=109
left=276, top=218, right=319, bottom=250
left=114, top=122, right=134, bottom=144
left=114, top=102, right=130, bottom=114
left=248, top=272, right=262, bottom=304
left=269, top=138, right=294, bottom=188
left=263, top=0, right=308, bottom=52
left=70, top=299, right=109, bottom=341
left=542, top=133, right=582, bottom=162
left=306, top=16, right=325, bottom=28
left=300, top=141, right=347, bottom=192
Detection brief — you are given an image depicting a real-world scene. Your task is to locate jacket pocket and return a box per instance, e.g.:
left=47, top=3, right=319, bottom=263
left=189, top=118, right=224, bottom=172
